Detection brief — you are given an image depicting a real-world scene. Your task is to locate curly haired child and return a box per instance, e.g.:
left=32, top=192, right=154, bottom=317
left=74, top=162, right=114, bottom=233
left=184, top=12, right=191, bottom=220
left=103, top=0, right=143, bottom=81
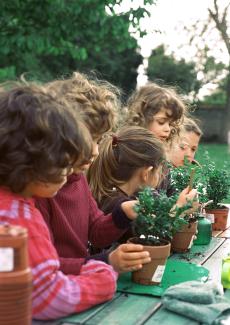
left=0, top=83, right=124, bottom=320
left=36, top=72, right=151, bottom=276
left=125, top=82, right=188, bottom=194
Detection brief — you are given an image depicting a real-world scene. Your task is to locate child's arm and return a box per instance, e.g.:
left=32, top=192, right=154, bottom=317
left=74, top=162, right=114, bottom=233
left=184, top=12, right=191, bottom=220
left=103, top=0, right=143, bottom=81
left=28, top=216, right=117, bottom=320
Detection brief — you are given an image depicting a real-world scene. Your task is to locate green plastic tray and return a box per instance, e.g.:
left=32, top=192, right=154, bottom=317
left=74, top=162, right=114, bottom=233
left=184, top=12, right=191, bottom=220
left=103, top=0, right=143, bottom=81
left=117, top=259, right=209, bottom=297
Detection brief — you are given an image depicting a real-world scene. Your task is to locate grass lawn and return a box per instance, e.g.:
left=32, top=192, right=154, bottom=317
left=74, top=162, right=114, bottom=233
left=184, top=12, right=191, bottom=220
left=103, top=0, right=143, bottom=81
left=196, top=143, right=230, bottom=202
left=196, top=143, right=230, bottom=168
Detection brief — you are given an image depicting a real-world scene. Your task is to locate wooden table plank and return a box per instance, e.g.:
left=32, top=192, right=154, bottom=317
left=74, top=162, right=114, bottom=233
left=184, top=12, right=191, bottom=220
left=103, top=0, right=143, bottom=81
left=83, top=293, right=161, bottom=325
left=144, top=306, right=198, bottom=325
left=170, top=237, right=225, bottom=264
left=212, top=230, right=223, bottom=237
left=61, top=293, right=121, bottom=324
left=202, top=239, right=230, bottom=283
left=220, top=226, right=230, bottom=238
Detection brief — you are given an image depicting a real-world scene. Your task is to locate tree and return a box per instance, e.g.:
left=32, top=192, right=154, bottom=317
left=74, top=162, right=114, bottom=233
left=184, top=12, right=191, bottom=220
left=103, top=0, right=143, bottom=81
left=147, top=45, right=202, bottom=98
left=177, top=0, right=230, bottom=141
left=0, top=0, right=154, bottom=92
left=208, top=0, right=230, bottom=142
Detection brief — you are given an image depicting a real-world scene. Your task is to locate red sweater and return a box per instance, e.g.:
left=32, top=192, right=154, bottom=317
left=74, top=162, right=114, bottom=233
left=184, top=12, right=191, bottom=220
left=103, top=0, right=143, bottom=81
left=0, top=188, right=117, bottom=320
left=36, top=173, right=131, bottom=275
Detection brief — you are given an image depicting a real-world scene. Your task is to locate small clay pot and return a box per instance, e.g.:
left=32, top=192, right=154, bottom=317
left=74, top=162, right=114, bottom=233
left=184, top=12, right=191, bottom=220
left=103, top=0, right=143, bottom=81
left=205, top=207, right=229, bottom=231
left=128, top=238, right=171, bottom=286
left=171, top=221, right=198, bottom=253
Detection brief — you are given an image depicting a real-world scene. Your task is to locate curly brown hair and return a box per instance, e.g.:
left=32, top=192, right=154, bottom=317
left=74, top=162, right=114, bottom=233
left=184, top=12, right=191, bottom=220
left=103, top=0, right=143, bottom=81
left=45, top=72, right=120, bottom=140
left=125, top=82, right=187, bottom=141
left=0, top=84, right=92, bottom=193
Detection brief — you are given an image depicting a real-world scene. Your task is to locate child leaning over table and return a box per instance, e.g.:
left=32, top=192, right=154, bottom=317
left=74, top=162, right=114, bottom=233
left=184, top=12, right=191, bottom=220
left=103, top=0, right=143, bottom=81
left=35, top=72, right=151, bottom=276
left=87, top=126, right=197, bottom=246
left=0, top=83, right=136, bottom=320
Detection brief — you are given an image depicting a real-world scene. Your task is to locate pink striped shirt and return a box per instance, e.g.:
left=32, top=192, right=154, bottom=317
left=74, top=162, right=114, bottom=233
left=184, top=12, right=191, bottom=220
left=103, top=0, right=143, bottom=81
left=0, top=188, right=117, bottom=320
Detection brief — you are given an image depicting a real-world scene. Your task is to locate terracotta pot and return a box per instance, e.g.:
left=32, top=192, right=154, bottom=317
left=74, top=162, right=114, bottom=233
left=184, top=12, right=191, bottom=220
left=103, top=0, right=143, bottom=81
left=128, top=238, right=171, bottom=286
left=205, top=207, right=229, bottom=231
left=171, top=221, right=198, bottom=253
left=0, top=224, right=32, bottom=325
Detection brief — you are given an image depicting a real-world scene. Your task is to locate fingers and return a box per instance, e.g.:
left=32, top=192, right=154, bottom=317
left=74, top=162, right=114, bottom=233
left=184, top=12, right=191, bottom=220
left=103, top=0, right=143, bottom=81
left=119, top=243, right=144, bottom=252
left=108, top=244, right=151, bottom=273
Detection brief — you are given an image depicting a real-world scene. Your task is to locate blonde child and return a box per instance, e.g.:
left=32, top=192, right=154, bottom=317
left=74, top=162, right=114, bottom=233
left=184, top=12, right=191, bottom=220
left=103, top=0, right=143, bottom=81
left=168, top=117, right=203, bottom=167
left=88, top=126, right=197, bottom=244
left=36, top=72, right=151, bottom=275
left=0, top=84, right=122, bottom=319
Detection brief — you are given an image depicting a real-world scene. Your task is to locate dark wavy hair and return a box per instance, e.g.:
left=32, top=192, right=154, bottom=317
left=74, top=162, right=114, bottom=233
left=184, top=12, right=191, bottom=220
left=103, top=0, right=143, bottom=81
left=0, top=84, right=92, bottom=193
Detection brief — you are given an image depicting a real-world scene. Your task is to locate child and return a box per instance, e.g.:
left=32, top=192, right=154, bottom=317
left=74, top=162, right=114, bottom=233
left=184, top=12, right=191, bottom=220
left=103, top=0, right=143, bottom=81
left=125, top=82, right=188, bottom=194
left=36, top=72, right=151, bottom=275
left=88, top=126, right=197, bottom=241
left=125, top=82, right=187, bottom=144
left=0, top=84, right=125, bottom=320
left=168, top=117, right=203, bottom=167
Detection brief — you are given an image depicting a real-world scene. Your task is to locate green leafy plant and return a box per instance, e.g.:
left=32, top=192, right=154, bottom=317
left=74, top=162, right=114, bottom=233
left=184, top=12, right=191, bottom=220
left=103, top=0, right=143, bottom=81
left=133, top=187, right=193, bottom=245
left=170, top=159, right=207, bottom=204
left=170, top=152, right=230, bottom=209
left=201, top=152, right=230, bottom=209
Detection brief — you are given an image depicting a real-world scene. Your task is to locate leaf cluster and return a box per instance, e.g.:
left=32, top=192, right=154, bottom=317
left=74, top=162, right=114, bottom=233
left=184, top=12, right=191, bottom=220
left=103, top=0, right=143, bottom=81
left=201, top=152, right=230, bottom=209
left=133, top=187, right=192, bottom=245
left=170, top=159, right=207, bottom=204
left=170, top=152, right=230, bottom=209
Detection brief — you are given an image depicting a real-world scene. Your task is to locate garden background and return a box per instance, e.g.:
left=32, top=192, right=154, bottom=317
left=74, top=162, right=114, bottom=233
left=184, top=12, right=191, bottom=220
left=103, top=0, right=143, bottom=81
left=1, top=1, right=230, bottom=160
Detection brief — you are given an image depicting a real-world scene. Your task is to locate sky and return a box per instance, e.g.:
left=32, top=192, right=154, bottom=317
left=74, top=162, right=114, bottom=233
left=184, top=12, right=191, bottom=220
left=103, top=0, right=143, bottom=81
left=119, top=0, right=230, bottom=93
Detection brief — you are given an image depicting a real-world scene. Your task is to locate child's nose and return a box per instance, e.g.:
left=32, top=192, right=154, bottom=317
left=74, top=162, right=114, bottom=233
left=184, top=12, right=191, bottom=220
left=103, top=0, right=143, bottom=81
left=164, top=123, right=171, bottom=133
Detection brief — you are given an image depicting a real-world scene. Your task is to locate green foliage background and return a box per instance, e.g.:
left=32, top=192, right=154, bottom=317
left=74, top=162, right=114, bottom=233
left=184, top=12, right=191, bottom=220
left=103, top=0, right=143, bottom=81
left=0, top=0, right=154, bottom=94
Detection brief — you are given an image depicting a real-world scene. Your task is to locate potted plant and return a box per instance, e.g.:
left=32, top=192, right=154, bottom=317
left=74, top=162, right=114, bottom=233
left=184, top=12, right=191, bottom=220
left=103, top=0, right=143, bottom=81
left=129, top=187, right=195, bottom=286
left=201, top=153, right=230, bottom=230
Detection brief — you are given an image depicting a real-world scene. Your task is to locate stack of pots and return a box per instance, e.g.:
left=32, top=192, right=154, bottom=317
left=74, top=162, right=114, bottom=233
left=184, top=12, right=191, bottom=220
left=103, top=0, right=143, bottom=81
left=0, top=224, right=32, bottom=325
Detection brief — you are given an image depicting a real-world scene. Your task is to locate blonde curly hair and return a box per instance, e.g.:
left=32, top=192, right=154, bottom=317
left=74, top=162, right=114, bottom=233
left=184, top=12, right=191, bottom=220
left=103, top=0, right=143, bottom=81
left=46, top=71, right=120, bottom=139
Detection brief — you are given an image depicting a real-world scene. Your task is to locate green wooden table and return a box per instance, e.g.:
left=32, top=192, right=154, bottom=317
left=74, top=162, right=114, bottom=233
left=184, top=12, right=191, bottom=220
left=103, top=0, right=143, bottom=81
left=32, top=237, right=230, bottom=325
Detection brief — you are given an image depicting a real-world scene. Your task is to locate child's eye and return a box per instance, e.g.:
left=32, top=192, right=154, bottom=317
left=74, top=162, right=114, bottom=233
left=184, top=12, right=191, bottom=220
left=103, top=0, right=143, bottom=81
left=179, top=144, right=186, bottom=150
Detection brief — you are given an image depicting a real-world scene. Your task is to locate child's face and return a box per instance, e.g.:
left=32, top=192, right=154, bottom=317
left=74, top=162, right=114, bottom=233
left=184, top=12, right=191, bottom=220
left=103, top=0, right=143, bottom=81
left=74, top=139, right=99, bottom=173
left=147, top=108, right=173, bottom=142
left=169, top=131, right=200, bottom=167
left=22, top=168, right=71, bottom=198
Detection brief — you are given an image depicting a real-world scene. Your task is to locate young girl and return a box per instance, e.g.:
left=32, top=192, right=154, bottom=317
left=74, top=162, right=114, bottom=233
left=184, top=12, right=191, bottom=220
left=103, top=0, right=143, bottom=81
left=0, top=84, right=122, bottom=320
left=88, top=126, right=197, bottom=244
left=125, top=82, right=187, bottom=143
left=168, top=117, right=203, bottom=167
left=36, top=72, right=151, bottom=276
left=125, top=82, right=188, bottom=194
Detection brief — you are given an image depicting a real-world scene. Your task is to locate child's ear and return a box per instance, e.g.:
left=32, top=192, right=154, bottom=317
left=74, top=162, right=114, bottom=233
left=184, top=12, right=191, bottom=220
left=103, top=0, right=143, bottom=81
left=142, top=166, right=153, bottom=183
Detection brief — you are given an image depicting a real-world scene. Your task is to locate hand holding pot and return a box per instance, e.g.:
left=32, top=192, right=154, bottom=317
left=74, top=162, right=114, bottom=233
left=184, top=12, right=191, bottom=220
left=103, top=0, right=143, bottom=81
left=108, top=243, right=151, bottom=273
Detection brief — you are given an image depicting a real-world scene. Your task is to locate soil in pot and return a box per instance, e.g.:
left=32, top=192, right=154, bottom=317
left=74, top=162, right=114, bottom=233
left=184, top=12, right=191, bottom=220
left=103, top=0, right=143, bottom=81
left=128, top=237, right=171, bottom=286
left=171, top=221, right=198, bottom=253
left=205, top=207, right=229, bottom=231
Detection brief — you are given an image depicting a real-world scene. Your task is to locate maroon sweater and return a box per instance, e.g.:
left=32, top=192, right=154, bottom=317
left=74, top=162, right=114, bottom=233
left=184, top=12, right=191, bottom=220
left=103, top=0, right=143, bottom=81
left=36, top=173, right=131, bottom=275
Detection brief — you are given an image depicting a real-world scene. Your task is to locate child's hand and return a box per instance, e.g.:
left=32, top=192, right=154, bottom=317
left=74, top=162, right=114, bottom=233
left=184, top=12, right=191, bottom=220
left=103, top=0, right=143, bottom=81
left=176, top=187, right=199, bottom=216
left=120, top=200, right=138, bottom=220
left=176, top=187, right=198, bottom=208
left=108, top=243, right=151, bottom=273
